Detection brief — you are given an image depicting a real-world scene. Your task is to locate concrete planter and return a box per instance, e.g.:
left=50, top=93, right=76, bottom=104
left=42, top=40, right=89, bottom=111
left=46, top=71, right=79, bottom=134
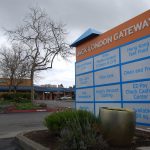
left=16, top=131, right=49, bottom=150
left=99, top=107, right=136, bottom=147
left=15, top=129, right=150, bottom=150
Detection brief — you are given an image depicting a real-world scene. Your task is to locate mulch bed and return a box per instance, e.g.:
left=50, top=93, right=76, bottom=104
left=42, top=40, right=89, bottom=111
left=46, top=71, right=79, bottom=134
left=24, top=129, right=150, bottom=150
left=25, top=130, right=59, bottom=150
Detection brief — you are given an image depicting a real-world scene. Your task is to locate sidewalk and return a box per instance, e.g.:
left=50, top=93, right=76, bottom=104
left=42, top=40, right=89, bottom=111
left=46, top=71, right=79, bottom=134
left=0, top=138, right=21, bottom=150
left=136, top=125, right=150, bottom=133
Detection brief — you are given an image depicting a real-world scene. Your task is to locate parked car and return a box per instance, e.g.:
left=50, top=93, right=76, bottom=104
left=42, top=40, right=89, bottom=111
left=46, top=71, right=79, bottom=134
left=60, top=96, right=72, bottom=100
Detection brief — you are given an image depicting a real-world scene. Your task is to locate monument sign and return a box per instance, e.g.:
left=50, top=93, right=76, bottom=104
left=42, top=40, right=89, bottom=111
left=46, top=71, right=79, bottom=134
left=71, top=10, right=150, bottom=126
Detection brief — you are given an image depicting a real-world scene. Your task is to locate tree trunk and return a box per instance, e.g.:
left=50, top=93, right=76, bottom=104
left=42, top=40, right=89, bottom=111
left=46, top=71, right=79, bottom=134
left=31, top=71, right=34, bottom=102
left=8, top=86, right=11, bottom=93
left=14, top=85, right=17, bottom=93
left=9, top=78, right=13, bottom=93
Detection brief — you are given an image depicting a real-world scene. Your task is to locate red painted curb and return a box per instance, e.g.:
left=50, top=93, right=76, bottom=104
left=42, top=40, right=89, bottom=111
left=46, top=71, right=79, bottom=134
left=7, top=108, right=58, bottom=113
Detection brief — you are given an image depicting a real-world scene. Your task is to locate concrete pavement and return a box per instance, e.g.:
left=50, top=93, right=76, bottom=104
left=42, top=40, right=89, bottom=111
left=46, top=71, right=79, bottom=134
left=0, top=112, right=51, bottom=150
left=0, top=100, right=74, bottom=149
left=0, top=100, right=74, bottom=139
left=0, top=112, right=50, bottom=138
left=0, top=138, right=22, bottom=150
left=34, top=99, right=75, bottom=109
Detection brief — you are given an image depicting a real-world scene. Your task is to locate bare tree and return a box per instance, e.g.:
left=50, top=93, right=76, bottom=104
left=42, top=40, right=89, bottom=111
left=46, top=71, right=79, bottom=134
left=0, top=44, right=30, bottom=92
left=5, top=7, right=73, bottom=101
left=59, top=84, right=64, bottom=88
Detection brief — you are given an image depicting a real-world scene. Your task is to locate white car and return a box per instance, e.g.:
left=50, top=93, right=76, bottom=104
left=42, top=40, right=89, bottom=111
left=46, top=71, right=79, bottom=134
left=60, top=96, right=72, bottom=100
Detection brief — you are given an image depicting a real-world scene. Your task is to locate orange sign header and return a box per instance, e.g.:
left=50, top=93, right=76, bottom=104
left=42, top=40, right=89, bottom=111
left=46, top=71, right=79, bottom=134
left=76, top=10, right=150, bottom=62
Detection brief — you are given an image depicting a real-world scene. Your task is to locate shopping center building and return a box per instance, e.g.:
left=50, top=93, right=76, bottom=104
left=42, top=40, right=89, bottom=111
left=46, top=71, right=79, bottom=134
left=0, top=78, right=74, bottom=100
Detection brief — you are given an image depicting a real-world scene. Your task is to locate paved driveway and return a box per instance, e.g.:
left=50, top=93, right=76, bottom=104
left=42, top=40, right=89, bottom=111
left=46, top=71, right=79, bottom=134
left=0, top=138, right=22, bottom=150
left=0, top=112, right=51, bottom=149
left=0, top=100, right=75, bottom=149
left=0, top=100, right=74, bottom=138
left=35, top=100, right=75, bottom=109
left=0, top=112, right=50, bottom=138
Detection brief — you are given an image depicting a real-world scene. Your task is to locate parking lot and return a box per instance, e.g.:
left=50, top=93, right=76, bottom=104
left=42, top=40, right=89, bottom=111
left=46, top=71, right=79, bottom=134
left=34, top=99, right=75, bottom=109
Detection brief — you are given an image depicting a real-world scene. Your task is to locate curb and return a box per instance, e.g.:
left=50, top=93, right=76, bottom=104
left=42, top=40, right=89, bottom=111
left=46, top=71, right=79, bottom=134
left=136, top=127, right=150, bottom=133
left=9, top=108, right=57, bottom=113
left=6, top=108, right=58, bottom=113
left=15, top=129, right=150, bottom=150
left=16, top=131, right=49, bottom=150
left=136, top=147, right=150, bottom=150
left=135, top=128, right=150, bottom=150
left=4, top=107, right=72, bottom=113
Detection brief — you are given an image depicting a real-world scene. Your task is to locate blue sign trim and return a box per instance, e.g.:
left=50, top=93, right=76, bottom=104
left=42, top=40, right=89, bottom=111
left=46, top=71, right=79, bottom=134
left=76, top=78, right=150, bottom=89
left=93, top=57, right=96, bottom=115
left=122, top=56, right=150, bottom=66
left=76, top=100, right=150, bottom=104
left=94, top=64, right=119, bottom=72
left=119, top=47, right=123, bottom=108
left=76, top=101, right=122, bottom=103
left=76, top=70, right=93, bottom=76
left=76, top=101, right=94, bottom=103
left=123, top=101, right=150, bottom=103
left=95, top=101, right=121, bottom=103
left=136, top=122, right=150, bottom=126
left=75, top=61, right=77, bottom=110
left=122, top=78, right=150, bottom=84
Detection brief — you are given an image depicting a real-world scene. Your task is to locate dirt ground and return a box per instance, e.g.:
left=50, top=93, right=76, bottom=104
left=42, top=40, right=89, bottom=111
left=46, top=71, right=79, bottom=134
left=25, top=129, right=150, bottom=150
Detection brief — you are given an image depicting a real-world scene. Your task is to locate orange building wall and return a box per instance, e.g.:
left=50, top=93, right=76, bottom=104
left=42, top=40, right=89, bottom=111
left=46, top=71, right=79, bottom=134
left=0, top=78, right=32, bottom=86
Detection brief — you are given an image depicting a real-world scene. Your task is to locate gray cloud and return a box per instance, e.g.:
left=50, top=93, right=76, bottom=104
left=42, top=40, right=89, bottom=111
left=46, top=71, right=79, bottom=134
left=0, top=0, right=149, bottom=87
left=0, top=0, right=149, bottom=35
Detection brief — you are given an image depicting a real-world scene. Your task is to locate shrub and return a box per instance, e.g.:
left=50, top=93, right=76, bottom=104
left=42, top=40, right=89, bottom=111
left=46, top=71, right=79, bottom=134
left=44, top=110, right=108, bottom=150
left=2, top=93, right=15, bottom=101
left=44, top=110, right=100, bottom=135
left=2, top=93, right=32, bottom=103
left=44, top=110, right=76, bottom=134
left=59, top=118, right=109, bottom=150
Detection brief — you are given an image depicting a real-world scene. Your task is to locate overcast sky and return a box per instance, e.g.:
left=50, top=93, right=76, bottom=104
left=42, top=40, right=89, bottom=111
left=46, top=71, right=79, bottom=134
left=0, top=0, right=149, bottom=87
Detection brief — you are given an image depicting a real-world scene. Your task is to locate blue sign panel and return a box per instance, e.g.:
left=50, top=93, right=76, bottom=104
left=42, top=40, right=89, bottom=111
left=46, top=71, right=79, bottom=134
left=123, top=103, right=150, bottom=125
left=76, top=73, right=93, bottom=88
left=94, top=48, right=119, bottom=70
left=76, top=103, right=94, bottom=113
left=121, top=37, right=150, bottom=63
left=122, top=59, right=150, bottom=82
left=95, top=84, right=121, bottom=101
left=76, top=57, right=93, bottom=75
left=94, top=66, right=120, bottom=85
left=76, top=88, right=94, bottom=101
left=123, top=81, right=150, bottom=101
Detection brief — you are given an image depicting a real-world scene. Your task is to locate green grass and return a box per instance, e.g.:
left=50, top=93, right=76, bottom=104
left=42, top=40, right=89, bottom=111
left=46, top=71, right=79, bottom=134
left=0, top=100, right=15, bottom=105
left=0, top=99, right=46, bottom=110
left=15, top=103, right=43, bottom=110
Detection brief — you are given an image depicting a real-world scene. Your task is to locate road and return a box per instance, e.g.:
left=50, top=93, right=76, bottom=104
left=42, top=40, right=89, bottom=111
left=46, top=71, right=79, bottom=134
left=35, top=100, right=75, bottom=109
left=0, top=112, right=51, bottom=150
left=0, top=112, right=50, bottom=138
left=0, top=138, right=22, bottom=150
left=0, top=100, right=74, bottom=149
left=0, top=100, right=74, bottom=138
